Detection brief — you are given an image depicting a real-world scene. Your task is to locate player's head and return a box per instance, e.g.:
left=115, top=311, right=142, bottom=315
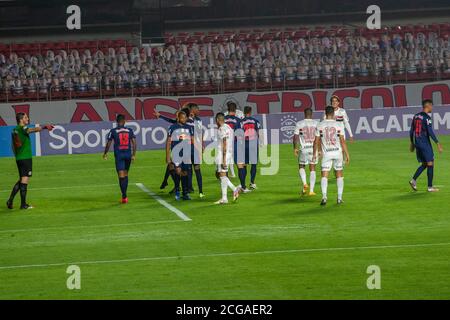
left=331, top=95, right=340, bottom=109
left=178, top=111, right=187, bottom=124
left=244, top=106, right=252, bottom=117
left=16, top=112, right=29, bottom=125
left=304, top=108, right=313, bottom=119
left=325, top=106, right=335, bottom=119
left=227, top=102, right=237, bottom=115
left=422, top=99, right=433, bottom=112
left=116, top=114, right=126, bottom=126
left=189, top=103, right=200, bottom=117
left=215, top=112, right=225, bottom=126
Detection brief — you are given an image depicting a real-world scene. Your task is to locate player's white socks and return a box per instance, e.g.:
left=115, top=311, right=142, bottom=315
left=310, top=171, right=316, bottom=192
left=299, top=168, right=307, bottom=186
left=226, top=177, right=236, bottom=191
left=337, top=177, right=344, bottom=201
left=229, top=164, right=235, bottom=177
left=220, top=176, right=228, bottom=201
left=321, top=177, right=328, bottom=200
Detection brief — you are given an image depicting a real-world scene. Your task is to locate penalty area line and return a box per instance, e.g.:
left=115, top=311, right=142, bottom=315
left=136, top=183, right=192, bottom=222
left=1, top=242, right=450, bottom=271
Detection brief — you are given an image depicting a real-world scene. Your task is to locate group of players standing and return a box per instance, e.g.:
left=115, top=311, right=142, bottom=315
left=5, top=95, right=443, bottom=210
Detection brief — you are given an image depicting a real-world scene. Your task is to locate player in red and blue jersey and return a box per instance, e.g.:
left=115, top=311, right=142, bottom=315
left=224, top=103, right=241, bottom=180
left=409, top=99, right=443, bottom=192
left=166, top=111, right=195, bottom=201
left=185, top=103, right=205, bottom=198
left=103, top=114, right=137, bottom=203
left=237, top=106, right=262, bottom=191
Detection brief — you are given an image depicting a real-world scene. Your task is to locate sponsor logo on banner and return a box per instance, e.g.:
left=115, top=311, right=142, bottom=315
left=280, top=115, right=298, bottom=143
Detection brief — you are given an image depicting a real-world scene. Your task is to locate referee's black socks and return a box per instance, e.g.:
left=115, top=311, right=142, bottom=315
left=19, top=183, right=28, bottom=207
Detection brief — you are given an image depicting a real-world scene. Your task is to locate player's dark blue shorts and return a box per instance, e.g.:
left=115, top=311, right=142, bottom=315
left=173, top=162, right=190, bottom=171
left=415, top=143, right=434, bottom=163
left=244, top=140, right=259, bottom=164
left=115, top=154, right=132, bottom=171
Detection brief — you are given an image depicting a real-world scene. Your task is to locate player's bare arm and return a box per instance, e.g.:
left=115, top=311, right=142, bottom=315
left=131, top=137, right=137, bottom=161
left=340, top=135, right=350, bottom=165
left=103, top=140, right=112, bottom=160
left=293, top=134, right=300, bottom=157
left=312, top=136, right=320, bottom=163
left=222, top=137, right=227, bottom=170
left=165, top=136, right=172, bottom=164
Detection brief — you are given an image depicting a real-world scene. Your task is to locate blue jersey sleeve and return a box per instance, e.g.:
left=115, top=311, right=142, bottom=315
left=409, top=117, right=415, bottom=144
left=129, top=128, right=136, bottom=139
left=426, top=117, right=439, bottom=143
left=160, top=114, right=177, bottom=124
left=107, top=129, right=115, bottom=142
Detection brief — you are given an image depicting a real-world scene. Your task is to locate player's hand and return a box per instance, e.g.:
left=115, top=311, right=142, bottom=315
left=345, top=155, right=350, bottom=165
left=166, top=157, right=171, bottom=164
left=349, top=136, right=355, bottom=143
left=437, top=143, right=443, bottom=153
left=154, top=111, right=160, bottom=119
left=43, top=124, right=55, bottom=131
left=410, top=143, right=415, bottom=153
left=294, top=149, right=299, bottom=157
left=103, top=153, right=108, bottom=160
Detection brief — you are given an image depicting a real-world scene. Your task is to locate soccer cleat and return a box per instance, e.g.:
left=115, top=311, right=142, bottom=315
left=320, top=199, right=327, bottom=206
left=121, top=198, right=128, bottom=204
left=20, top=204, right=33, bottom=210
left=308, top=191, right=316, bottom=196
left=214, top=199, right=228, bottom=205
left=409, top=180, right=418, bottom=191
left=427, top=187, right=440, bottom=192
left=337, top=199, right=344, bottom=205
left=175, top=191, right=181, bottom=201
left=6, top=200, right=13, bottom=210
left=302, top=184, right=309, bottom=195
left=199, top=193, right=205, bottom=199
left=233, top=188, right=240, bottom=201
left=160, top=181, right=168, bottom=190
left=182, top=194, right=191, bottom=201
left=241, top=188, right=252, bottom=193
left=250, top=183, right=257, bottom=190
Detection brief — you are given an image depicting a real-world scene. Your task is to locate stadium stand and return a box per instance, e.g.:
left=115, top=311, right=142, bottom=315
left=1, top=23, right=450, bottom=102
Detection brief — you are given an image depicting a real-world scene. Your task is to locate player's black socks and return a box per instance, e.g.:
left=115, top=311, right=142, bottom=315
left=9, top=181, right=20, bottom=202
left=119, top=176, right=128, bottom=199
left=187, top=166, right=194, bottom=192
left=19, top=183, right=28, bottom=207
left=427, top=166, right=434, bottom=187
left=238, top=168, right=246, bottom=189
left=181, top=175, right=189, bottom=196
left=194, top=168, right=203, bottom=193
left=174, top=174, right=181, bottom=192
left=413, top=164, right=427, bottom=180
left=250, top=164, right=257, bottom=184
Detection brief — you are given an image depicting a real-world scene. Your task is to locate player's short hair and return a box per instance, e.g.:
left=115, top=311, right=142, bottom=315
left=304, top=108, right=313, bottom=117
left=244, top=106, right=252, bottom=115
left=215, top=112, right=225, bottom=122
left=178, top=110, right=187, bottom=118
left=422, top=99, right=433, bottom=107
left=325, top=106, right=334, bottom=116
left=189, top=103, right=199, bottom=111
left=116, top=114, right=125, bottom=123
left=331, top=95, right=341, bottom=103
left=227, top=102, right=237, bottom=113
left=16, top=112, right=27, bottom=124
left=181, top=107, right=191, bottom=115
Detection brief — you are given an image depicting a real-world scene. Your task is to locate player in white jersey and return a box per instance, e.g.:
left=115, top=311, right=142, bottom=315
left=324, top=95, right=354, bottom=142
left=293, top=108, right=319, bottom=196
left=313, top=106, right=350, bottom=206
left=215, top=113, right=240, bottom=205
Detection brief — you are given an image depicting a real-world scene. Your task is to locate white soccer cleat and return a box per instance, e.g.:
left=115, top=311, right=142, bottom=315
left=241, top=188, right=252, bottom=193
left=250, top=183, right=257, bottom=190
left=427, top=187, right=440, bottom=192
left=233, top=188, right=240, bottom=201
left=214, top=199, right=228, bottom=205
left=199, top=193, right=206, bottom=199
left=409, top=180, right=418, bottom=191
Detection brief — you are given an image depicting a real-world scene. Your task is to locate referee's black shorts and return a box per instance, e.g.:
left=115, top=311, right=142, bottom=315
left=16, top=159, right=33, bottom=177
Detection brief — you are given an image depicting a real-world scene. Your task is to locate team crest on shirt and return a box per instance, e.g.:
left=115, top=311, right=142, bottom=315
left=280, top=115, right=298, bottom=143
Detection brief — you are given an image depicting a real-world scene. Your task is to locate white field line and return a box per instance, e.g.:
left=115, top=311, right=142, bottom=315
left=0, top=184, right=117, bottom=193
left=0, top=220, right=184, bottom=234
left=136, top=183, right=192, bottom=222
left=1, top=242, right=449, bottom=271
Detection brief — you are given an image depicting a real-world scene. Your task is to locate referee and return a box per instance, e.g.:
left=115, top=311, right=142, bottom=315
left=6, top=113, right=53, bottom=210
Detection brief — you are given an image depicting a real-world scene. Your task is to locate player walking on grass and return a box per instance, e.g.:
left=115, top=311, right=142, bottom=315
left=409, top=99, right=443, bottom=192
left=6, top=112, right=53, bottom=210
left=166, top=111, right=195, bottom=201
left=186, top=103, right=205, bottom=198
left=215, top=113, right=240, bottom=205
left=293, top=108, right=319, bottom=196
left=103, top=114, right=137, bottom=204
left=313, top=106, right=350, bottom=206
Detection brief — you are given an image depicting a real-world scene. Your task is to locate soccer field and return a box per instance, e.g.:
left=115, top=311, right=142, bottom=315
left=0, top=136, right=449, bottom=300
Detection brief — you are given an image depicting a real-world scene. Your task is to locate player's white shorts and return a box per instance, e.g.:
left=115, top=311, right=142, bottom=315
left=321, top=152, right=344, bottom=172
left=298, top=148, right=318, bottom=165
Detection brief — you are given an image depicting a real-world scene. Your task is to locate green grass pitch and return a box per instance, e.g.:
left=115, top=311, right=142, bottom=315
left=0, top=136, right=449, bottom=299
